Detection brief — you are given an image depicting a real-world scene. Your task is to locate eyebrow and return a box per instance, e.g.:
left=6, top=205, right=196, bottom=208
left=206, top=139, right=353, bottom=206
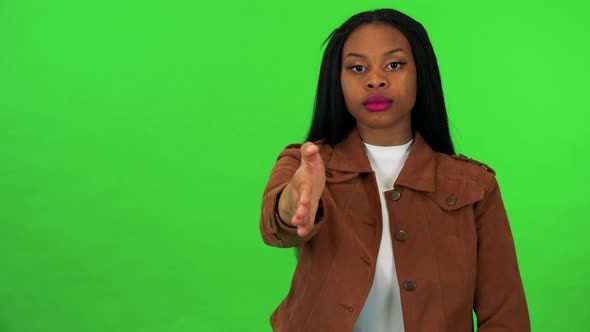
left=344, top=48, right=406, bottom=59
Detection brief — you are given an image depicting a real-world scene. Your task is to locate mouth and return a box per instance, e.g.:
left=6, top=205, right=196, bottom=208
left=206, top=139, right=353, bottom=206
left=363, top=95, right=393, bottom=112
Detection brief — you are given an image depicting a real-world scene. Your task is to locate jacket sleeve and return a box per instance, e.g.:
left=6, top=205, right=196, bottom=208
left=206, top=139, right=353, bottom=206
left=259, top=146, right=325, bottom=248
left=473, top=176, right=531, bottom=331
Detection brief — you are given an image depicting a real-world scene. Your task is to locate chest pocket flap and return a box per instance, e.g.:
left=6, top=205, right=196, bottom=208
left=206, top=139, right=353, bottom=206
left=426, top=178, right=486, bottom=211
left=324, top=169, right=359, bottom=184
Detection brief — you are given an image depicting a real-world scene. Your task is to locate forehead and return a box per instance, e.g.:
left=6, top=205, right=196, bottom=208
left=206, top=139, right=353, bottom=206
left=342, top=22, right=411, bottom=54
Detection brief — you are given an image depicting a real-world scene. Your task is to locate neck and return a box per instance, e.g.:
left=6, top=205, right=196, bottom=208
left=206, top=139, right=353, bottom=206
left=357, top=123, right=413, bottom=146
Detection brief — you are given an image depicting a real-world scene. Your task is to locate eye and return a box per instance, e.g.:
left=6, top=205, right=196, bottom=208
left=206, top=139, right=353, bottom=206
left=386, top=62, right=406, bottom=70
left=347, top=65, right=367, bottom=73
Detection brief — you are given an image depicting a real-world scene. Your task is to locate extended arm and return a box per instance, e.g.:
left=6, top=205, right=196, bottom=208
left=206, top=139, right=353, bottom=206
left=260, top=143, right=326, bottom=248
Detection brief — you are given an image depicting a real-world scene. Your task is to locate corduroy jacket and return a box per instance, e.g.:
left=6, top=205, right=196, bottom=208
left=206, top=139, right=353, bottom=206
left=260, top=127, right=530, bottom=332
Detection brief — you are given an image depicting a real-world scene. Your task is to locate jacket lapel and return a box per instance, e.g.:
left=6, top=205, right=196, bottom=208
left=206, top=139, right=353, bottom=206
left=325, top=127, right=373, bottom=173
left=395, top=132, right=436, bottom=193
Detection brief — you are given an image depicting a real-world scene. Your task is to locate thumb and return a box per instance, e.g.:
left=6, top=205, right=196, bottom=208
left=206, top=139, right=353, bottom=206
left=300, top=142, right=322, bottom=168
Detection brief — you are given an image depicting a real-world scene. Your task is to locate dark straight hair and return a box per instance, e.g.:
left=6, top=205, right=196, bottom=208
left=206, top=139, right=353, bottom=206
left=306, top=8, right=454, bottom=155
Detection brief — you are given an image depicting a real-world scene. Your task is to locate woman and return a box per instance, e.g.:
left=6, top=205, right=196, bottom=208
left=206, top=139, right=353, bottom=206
left=259, top=8, right=530, bottom=332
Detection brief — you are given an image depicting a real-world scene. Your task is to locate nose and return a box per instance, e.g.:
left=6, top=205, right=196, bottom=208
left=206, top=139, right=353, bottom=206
left=367, top=81, right=387, bottom=88
left=366, top=75, right=388, bottom=89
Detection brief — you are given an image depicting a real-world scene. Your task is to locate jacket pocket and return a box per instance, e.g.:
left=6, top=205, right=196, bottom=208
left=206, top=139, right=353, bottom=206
left=425, top=177, right=486, bottom=212
left=324, top=169, right=359, bottom=183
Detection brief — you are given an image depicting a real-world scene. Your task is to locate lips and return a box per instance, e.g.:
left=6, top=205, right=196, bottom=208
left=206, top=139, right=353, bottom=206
left=363, top=95, right=393, bottom=105
left=363, top=95, right=393, bottom=112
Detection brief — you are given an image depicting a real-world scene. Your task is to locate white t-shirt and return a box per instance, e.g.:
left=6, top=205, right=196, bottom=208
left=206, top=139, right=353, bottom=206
left=352, top=138, right=414, bottom=332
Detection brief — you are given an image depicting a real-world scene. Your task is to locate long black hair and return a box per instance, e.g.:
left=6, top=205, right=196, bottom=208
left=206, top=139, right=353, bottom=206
left=306, top=8, right=454, bottom=155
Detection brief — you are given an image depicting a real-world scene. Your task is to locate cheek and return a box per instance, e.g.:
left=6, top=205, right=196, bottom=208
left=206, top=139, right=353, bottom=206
left=409, top=79, right=418, bottom=104
left=340, top=74, right=357, bottom=100
left=340, top=75, right=359, bottom=115
left=340, top=75, right=349, bottom=97
left=399, top=72, right=417, bottom=102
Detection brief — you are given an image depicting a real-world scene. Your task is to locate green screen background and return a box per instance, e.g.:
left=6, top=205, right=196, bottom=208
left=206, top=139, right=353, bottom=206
left=1, top=0, right=588, bottom=331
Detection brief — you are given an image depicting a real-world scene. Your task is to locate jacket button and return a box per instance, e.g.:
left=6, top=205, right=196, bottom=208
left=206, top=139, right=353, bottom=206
left=403, top=280, right=417, bottom=291
left=390, top=190, right=401, bottom=201
left=446, top=195, right=457, bottom=205
left=325, top=170, right=333, bottom=178
left=395, top=230, right=407, bottom=241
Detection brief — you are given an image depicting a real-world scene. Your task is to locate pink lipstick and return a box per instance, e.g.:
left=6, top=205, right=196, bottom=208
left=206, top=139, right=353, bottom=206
left=363, top=95, right=393, bottom=112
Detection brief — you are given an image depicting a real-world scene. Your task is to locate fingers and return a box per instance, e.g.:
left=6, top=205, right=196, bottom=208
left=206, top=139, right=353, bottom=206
left=299, top=183, right=310, bottom=206
left=291, top=195, right=309, bottom=226
left=296, top=209, right=316, bottom=237
left=289, top=141, right=322, bottom=237
left=298, top=225, right=311, bottom=237
left=291, top=200, right=317, bottom=237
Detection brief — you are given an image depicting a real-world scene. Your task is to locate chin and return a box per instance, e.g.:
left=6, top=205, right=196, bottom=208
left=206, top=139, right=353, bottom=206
left=359, top=120, right=398, bottom=130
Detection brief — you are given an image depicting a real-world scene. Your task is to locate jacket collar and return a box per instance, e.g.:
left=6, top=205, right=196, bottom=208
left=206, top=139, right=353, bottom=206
left=326, top=126, right=436, bottom=193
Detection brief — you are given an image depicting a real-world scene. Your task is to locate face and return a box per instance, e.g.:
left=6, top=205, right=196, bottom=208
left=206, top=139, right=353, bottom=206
left=340, top=22, right=417, bottom=144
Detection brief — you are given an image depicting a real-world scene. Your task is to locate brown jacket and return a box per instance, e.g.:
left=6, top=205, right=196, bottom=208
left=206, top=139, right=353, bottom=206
left=260, top=127, right=530, bottom=332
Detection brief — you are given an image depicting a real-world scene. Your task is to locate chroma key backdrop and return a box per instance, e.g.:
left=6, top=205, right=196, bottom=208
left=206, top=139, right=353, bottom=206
left=0, top=0, right=589, bottom=331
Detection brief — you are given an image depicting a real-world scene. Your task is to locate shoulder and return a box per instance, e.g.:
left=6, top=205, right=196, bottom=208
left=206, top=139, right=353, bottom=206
left=425, top=152, right=499, bottom=209
left=450, top=154, right=496, bottom=174
left=434, top=152, right=497, bottom=190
